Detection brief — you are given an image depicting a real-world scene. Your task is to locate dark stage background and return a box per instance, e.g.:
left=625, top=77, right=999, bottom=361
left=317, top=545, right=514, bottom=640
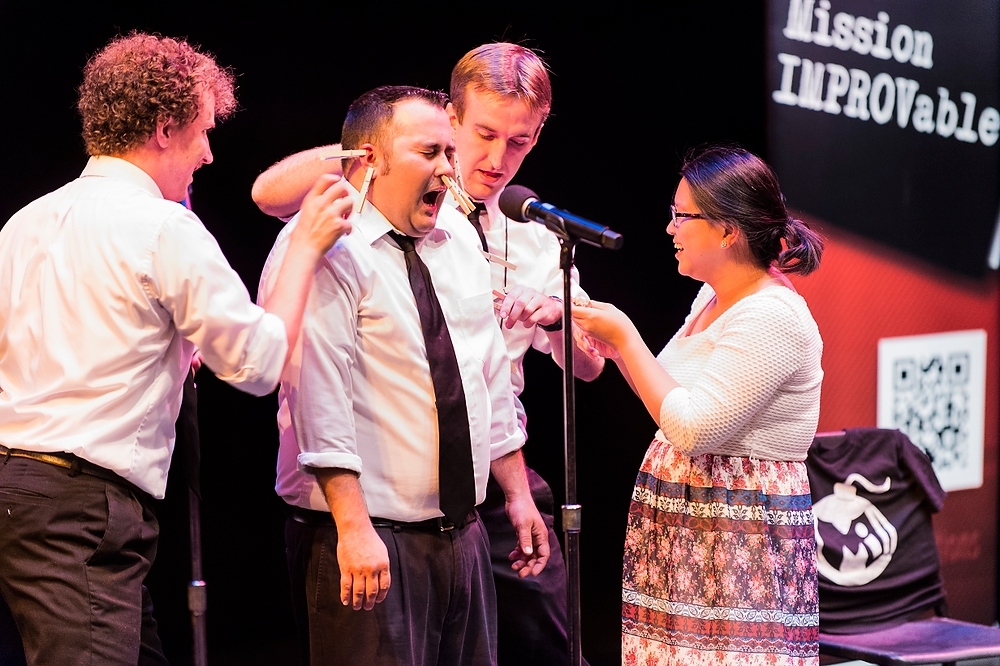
left=1, top=4, right=767, bottom=664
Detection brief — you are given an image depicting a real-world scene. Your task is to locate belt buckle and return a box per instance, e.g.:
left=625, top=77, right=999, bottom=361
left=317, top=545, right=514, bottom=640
left=437, top=517, right=455, bottom=532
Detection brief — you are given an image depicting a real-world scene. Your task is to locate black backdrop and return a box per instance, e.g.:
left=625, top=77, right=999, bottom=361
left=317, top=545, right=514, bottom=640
left=1, top=4, right=767, bottom=664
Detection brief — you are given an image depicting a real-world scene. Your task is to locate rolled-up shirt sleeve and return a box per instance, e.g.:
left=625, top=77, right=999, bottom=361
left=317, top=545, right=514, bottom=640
left=149, top=209, right=287, bottom=396
left=288, top=251, right=363, bottom=474
left=658, top=298, right=806, bottom=456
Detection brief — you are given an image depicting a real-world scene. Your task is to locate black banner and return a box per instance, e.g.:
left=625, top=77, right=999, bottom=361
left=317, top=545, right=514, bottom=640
left=767, top=0, right=1000, bottom=277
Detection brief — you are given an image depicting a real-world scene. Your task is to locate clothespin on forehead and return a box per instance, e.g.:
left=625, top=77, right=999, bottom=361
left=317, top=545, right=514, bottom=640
left=318, top=149, right=367, bottom=161
left=442, top=175, right=476, bottom=216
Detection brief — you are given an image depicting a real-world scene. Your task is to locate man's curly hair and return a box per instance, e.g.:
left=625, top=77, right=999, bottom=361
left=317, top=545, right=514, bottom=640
left=77, top=32, right=236, bottom=156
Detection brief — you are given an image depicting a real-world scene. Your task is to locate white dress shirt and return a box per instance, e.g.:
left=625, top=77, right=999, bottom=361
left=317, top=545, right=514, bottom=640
left=260, top=191, right=524, bottom=521
left=0, top=156, right=288, bottom=497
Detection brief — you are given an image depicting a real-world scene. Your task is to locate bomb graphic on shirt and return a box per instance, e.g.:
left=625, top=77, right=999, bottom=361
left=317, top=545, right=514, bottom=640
left=813, top=474, right=898, bottom=586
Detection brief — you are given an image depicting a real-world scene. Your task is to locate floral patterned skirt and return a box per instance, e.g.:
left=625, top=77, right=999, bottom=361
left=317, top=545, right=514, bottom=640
left=622, top=439, right=819, bottom=666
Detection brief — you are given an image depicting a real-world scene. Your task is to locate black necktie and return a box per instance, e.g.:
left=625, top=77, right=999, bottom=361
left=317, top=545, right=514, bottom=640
left=467, top=203, right=489, bottom=253
left=387, top=231, right=476, bottom=523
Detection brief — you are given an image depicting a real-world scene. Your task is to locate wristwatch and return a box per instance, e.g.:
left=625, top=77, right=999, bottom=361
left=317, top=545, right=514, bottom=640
left=538, top=296, right=563, bottom=332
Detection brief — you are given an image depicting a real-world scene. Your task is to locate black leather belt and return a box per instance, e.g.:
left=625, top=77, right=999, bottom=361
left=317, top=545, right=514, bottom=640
left=0, top=444, right=143, bottom=495
left=290, top=506, right=476, bottom=532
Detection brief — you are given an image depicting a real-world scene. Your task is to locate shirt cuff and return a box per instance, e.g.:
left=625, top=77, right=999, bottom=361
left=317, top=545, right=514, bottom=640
left=297, top=451, right=363, bottom=476
left=489, top=429, right=526, bottom=463
left=213, top=311, right=288, bottom=397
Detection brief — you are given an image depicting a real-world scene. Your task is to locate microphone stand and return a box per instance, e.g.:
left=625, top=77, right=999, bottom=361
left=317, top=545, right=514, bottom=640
left=499, top=184, right=622, bottom=666
left=178, top=370, right=208, bottom=666
left=545, top=211, right=621, bottom=666
left=188, top=486, right=208, bottom=666
left=557, top=237, right=583, bottom=666
left=179, top=190, right=208, bottom=666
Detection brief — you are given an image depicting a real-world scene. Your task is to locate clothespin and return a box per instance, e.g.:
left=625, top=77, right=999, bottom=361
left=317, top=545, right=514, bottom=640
left=442, top=175, right=476, bottom=216
left=482, top=251, right=516, bottom=270
left=319, top=149, right=367, bottom=161
left=354, top=165, right=374, bottom=216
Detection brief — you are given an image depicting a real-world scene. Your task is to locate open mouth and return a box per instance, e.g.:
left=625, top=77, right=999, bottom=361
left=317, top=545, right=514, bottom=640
left=422, top=189, right=444, bottom=206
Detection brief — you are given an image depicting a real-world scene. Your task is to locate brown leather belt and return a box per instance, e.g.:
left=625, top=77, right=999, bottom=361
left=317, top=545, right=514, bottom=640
left=290, top=505, right=476, bottom=532
left=0, top=444, right=142, bottom=495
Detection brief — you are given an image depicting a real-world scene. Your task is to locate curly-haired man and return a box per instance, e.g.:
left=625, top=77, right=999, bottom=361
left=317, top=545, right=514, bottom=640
left=0, top=32, right=354, bottom=664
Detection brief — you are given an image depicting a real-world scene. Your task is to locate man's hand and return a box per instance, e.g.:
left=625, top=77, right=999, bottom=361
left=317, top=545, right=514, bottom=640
left=494, top=286, right=562, bottom=330
left=490, top=450, right=550, bottom=577
left=315, top=469, right=391, bottom=611
left=290, top=173, right=354, bottom=256
left=336, top=522, right=391, bottom=611
left=505, top=495, right=550, bottom=578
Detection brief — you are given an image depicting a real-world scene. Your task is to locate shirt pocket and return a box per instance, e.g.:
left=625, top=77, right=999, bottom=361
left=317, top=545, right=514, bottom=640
left=455, top=291, right=497, bottom=364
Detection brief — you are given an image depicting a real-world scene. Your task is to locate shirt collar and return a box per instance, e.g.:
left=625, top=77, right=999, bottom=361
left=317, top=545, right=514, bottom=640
left=80, top=155, right=164, bottom=199
left=442, top=188, right=506, bottom=232
left=484, top=194, right=504, bottom=230
left=349, top=180, right=451, bottom=247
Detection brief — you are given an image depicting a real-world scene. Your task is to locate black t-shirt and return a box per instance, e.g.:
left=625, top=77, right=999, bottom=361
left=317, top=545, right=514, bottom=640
left=808, top=428, right=947, bottom=634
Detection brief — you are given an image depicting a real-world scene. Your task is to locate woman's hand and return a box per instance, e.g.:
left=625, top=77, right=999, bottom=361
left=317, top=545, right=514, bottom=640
left=571, top=300, right=637, bottom=354
left=574, top=328, right=620, bottom=361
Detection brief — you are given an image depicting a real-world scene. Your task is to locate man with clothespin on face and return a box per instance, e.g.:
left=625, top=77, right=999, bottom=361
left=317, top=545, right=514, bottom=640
left=253, top=43, right=603, bottom=666
left=258, top=85, right=549, bottom=666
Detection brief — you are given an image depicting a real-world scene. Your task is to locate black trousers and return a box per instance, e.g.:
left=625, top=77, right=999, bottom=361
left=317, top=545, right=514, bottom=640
left=0, top=455, right=168, bottom=666
left=286, top=510, right=497, bottom=666
left=479, top=467, right=588, bottom=666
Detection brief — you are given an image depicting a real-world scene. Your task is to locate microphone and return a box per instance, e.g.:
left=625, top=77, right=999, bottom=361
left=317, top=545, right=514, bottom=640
left=499, top=185, right=623, bottom=250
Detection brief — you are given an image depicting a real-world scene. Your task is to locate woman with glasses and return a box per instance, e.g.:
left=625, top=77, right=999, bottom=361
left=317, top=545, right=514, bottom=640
left=573, top=145, right=824, bottom=665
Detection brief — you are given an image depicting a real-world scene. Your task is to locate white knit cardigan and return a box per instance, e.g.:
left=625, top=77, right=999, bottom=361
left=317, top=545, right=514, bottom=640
left=655, top=283, right=824, bottom=461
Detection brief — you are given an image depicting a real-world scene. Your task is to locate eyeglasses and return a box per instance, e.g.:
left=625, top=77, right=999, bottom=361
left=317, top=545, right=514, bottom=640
left=670, top=205, right=706, bottom=228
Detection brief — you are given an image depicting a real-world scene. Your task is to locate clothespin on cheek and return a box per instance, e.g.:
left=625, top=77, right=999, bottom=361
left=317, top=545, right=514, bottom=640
left=442, top=175, right=475, bottom=216
left=354, top=165, right=375, bottom=216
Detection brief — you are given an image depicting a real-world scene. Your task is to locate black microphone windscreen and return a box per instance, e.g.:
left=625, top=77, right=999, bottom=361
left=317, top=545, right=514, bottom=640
left=498, top=185, right=537, bottom=223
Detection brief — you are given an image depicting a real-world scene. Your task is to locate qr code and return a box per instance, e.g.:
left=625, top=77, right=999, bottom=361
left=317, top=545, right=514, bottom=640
left=891, top=352, right=970, bottom=471
left=878, top=330, right=986, bottom=492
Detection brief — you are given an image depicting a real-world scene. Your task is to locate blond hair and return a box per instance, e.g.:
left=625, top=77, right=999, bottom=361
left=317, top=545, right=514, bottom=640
left=450, top=43, right=552, bottom=124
